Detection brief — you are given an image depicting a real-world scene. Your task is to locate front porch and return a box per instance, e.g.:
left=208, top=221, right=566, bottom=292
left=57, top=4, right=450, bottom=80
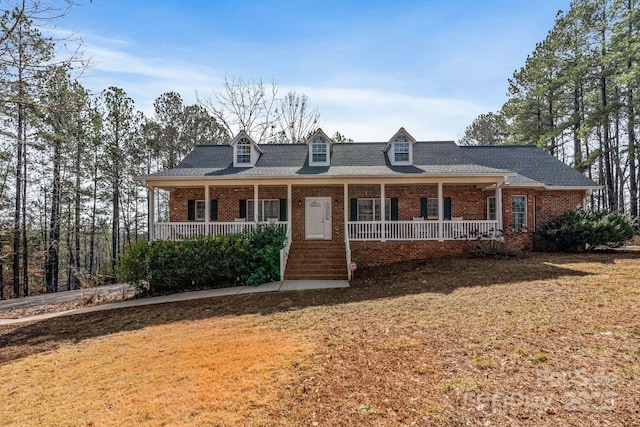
left=148, top=180, right=505, bottom=243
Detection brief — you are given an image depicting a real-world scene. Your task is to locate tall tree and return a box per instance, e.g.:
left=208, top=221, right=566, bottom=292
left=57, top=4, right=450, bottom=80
left=98, top=87, right=141, bottom=275
left=458, top=112, right=507, bottom=145
left=0, top=7, right=53, bottom=297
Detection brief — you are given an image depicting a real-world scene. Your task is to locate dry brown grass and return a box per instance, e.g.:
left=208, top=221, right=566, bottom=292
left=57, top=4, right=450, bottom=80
left=0, top=316, right=310, bottom=426
left=1, top=252, right=639, bottom=426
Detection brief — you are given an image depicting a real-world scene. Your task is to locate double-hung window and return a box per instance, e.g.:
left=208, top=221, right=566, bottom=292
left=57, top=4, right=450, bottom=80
left=487, top=196, right=496, bottom=221
left=194, top=200, right=206, bottom=220
left=311, top=136, right=328, bottom=163
left=247, top=199, right=280, bottom=222
left=425, top=198, right=438, bottom=219
left=511, top=196, right=527, bottom=230
left=357, top=198, right=391, bottom=221
left=394, top=142, right=410, bottom=162
left=236, top=138, right=251, bottom=164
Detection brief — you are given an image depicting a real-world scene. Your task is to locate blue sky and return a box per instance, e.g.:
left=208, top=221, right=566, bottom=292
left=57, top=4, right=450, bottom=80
left=61, top=0, right=570, bottom=141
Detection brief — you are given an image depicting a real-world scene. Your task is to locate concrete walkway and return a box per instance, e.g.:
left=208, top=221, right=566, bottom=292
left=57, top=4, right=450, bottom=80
left=0, top=280, right=349, bottom=326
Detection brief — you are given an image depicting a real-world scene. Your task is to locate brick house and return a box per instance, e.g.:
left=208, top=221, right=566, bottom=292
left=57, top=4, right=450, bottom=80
left=137, top=128, right=598, bottom=280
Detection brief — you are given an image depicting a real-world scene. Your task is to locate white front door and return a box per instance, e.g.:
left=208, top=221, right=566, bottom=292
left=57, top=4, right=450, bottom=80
left=305, top=197, right=332, bottom=240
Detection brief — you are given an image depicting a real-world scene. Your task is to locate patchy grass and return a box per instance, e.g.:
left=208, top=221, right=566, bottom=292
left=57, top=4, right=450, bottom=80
left=1, top=252, right=639, bottom=426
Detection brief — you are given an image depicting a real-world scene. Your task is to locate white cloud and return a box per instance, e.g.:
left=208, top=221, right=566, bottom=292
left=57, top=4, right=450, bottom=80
left=72, top=36, right=224, bottom=115
left=285, top=86, right=491, bottom=141
left=65, top=33, right=488, bottom=140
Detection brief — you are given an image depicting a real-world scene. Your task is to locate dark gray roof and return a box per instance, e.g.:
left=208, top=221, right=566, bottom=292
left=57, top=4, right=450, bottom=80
left=139, top=141, right=597, bottom=189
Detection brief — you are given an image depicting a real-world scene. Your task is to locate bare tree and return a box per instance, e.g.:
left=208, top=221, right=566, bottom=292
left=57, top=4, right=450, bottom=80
left=272, top=92, right=320, bottom=144
left=198, top=76, right=280, bottom=143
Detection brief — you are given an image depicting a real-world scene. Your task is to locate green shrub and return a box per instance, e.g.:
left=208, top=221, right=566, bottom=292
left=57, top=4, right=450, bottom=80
left=536, top=208, right=634, bottom=252
left=117, top=225, right=287, bottom=294
left=116, top=240, right=150, bottom=291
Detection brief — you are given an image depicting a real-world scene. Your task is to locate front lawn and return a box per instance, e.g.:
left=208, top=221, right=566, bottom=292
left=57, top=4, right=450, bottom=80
left=1, top=252, right=638, bottom=425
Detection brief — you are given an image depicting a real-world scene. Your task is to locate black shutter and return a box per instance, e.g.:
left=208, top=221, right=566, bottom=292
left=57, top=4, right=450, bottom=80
left=210, top=200, right=218, bottom=221
left=350, top=198, right=358, bottom=221
left=420, top=197, right=427, bottom=218
left=239, top=199, right=246, bottom=219
left=444, top=197, right=452, bottom=220
left=390, top=198, right=399, bottom=220
left=187, top=199, right=195, bottom=221
left=279, top=199, right=287, bottom=221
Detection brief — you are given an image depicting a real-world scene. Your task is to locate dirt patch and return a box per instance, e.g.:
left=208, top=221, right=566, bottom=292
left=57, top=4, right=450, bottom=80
left=0, top=252, right=639, bottom=426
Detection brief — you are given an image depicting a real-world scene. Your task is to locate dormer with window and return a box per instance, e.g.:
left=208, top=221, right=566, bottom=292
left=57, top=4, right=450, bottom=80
left=231, top=131, right=262, bottom=167
left=385, top=127, right=416, bottom=166
left=306, top=128, right=332, bottom=167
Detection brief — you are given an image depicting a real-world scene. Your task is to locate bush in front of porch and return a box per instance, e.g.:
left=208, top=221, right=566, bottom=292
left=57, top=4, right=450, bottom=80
left=117, top=225, right=286, bottom=293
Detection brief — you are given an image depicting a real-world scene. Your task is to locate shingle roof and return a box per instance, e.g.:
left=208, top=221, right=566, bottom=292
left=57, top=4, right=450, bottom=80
left=139, top=141, right=598, bottom=189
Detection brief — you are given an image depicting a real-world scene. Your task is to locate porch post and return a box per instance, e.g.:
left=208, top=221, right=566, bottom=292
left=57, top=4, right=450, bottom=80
left=204, top=184, right=210, bottom=234
left=287, top=184, right=292, bottom=234
left=148, top=184, right=155, bottom=241
left=253, top=184, right=259, bottom=223
left=343, top=184, right=349, bottom=241
left=380, top=183, right=386, bottom=242
left=437, top=181, right=444, bottom=241
left=496, top=179, right=504, bottom=233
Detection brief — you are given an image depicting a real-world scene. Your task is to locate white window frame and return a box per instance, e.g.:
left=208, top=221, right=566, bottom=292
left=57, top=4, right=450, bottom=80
left=247, top=199, right=280, bottom=222
left=356, top=198, right=391, bottom=221
left=236, top=138, right=252, bottom=165
left=310, top=136, right=329, bottom=166
left=487, top=196, right=496, bottom=221
left=394, top=142, right=410, bottom=162
left=195, top=200, right=206, bottom=221
left=388, top=134, right=412, bottom=165
left=426, top=198, right=438, bottom=219
left=511, top=195, right=527, bottom=231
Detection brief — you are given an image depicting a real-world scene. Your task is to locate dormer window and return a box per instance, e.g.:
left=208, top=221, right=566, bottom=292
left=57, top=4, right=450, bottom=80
left=312, top=136, right=328, bottom=163
left=386, top=128, right=415, bottom=166
left=236, top=138, right=251, bottom=164
left=231, top=131, right=261, bottom=167
left=307, top=129, right=331, bottom=166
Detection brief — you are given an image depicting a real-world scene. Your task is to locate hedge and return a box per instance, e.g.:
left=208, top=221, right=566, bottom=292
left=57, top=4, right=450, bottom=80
left=536, top=208, right=634, bottom=252
left=117, top=225, right=286, bottom=294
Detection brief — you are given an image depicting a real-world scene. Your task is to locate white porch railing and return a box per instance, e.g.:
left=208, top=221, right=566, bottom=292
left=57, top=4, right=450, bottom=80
left=345, top=223, right=352, bottom=281
left=279, top=225, right=292, bottom=282
left=347, top=220, right=500, bottom=241
left=153, top=221, right=288, bottom=241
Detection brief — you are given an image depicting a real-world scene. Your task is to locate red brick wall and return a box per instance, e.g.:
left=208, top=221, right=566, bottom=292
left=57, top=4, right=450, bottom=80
left=170, top=186, right=287, bottom=222
left=347, top=184, right=487, bottom=220
left=351, top=241, right=470, bottom=266
left=168, top=184, right=587, bottom=264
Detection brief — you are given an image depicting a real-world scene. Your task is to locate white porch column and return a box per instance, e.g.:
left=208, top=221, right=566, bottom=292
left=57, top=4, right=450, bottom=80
left=344, top=184, right=349, bottom=241
left=204, top=184, right=210, bottom=234
left=496, top=179, right=504, bottom=233
left=253, top=184, right=259, bottom=223
left=380, top=183, right=386, bottom=242
left=148, top=184, right=155, bottom=241
left=437, top=181, right=444, bottom=241
left=287, top=184, right=292, bottom=233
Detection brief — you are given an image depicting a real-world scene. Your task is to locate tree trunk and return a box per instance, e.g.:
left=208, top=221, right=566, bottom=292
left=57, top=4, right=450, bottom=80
left=12, top=102, right=23, bottom=298
left=45, top=136, right=61, bottom=293
left=89, top=153, right=98, bottom=276
left=21, top=123, right=28, bottom=297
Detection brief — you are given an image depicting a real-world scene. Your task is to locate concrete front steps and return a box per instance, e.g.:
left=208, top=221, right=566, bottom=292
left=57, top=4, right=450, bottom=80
left=283, top=241, right=348, bottom=280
